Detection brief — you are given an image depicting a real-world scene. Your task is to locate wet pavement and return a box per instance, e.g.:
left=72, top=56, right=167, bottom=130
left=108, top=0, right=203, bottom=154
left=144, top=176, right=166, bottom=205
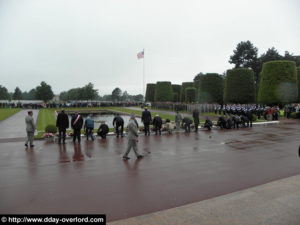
left=0, top=109, right=39, bottom=139
left=0, top=120, right=299, bottom=222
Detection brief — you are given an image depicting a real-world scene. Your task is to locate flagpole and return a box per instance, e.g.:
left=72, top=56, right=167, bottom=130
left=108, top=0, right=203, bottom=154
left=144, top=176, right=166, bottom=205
left=143, top=48, right=145, bottom=101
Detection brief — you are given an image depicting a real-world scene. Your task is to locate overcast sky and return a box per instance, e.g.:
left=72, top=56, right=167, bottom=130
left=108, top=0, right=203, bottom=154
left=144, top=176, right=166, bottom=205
left=0, top=0, right=299, bottom=96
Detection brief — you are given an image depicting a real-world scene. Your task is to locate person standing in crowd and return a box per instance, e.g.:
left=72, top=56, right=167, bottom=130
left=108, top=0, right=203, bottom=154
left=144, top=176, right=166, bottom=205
left=25, top=111, right=36, bottom=148
left=141, top=107, right=152, bottom=136
left=113, top=114, right=124, bottom=138
left=56, top=109, right=69, bottom=144
left=175, top=111, right=182, bottom=132
left=71, top=112, right=83, bottom=143
left=192, top=108, right=200, bottom=132
left=182, top=117, right=192, bottom=133
left=84, top=114, right=94, bottom=141
left=246, top=109, right=253, bottom=127
left=123, top=114, right=143, bottom=160
left=97, top=121, right=109, bottom=139
left=152, top=114, right=162, bottom=135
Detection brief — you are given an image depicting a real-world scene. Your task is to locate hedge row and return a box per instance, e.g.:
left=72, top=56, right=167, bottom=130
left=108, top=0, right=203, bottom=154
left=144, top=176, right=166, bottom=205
left=145, top=83, right=156, bottom=102
left=154, top=81, right=173, bottom=102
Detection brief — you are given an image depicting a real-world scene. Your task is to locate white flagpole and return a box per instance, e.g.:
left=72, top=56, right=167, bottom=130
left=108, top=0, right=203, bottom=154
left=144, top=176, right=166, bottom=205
left=143, top=48, right=145, bottom=101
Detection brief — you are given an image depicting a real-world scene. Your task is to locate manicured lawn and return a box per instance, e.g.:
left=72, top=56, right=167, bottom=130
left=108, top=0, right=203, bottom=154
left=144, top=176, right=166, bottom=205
left=0, top=108, right=21, bottom=121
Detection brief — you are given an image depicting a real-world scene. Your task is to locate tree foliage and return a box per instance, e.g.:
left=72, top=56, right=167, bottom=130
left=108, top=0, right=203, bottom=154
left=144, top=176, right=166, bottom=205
left=22, top=89, right=36, bottom=100
left=35, top=81, right=54, bottom=102
left=0, top=85, right=9, bottom=100
left=298, top=67, right=300, bottom=102
left=59, top=83, right=99, bottom=101
left=224, top=68, right=255, bottom=103
left=12, top=87, right=23, bottom=100
left=112, top=87, right=122, bottom=101
left=145, top=83, right=156, bottom=102
left=171, top=84, right=181, bottom=102
left=258, top=60, right=297, bottom=105
left=185, top=87, right=196, bottom=103
left=195, top=73, right=224, bottom=103
left=154, top=81, right=173, bottom=102
left=180, top=82, right=194, bottom=102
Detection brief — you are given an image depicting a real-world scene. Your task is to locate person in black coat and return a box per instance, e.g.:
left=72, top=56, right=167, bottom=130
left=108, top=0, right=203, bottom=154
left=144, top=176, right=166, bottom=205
left=141, top=107, right=152, bottom=136
left=232, top=114, right=241, bottom=129
left=113, top=115, right=124, bottom=138
left=182, top=117, right=192, bottom=133
left=97, top=121, right=109, bottom=139
left=152, top=115, right=162, bottom=135
left=56, top=109, right=69, bottom=144
left=226, top=116, right=233, bottom=129
left=241, top=115, right=249, bottom=127
left=203, top=118, right=213, bottom=130
left=71, top=112, right=83, bottom=143
left=246, top=110, right=253, bottom=127
left=192, top=109, right=200, bottom=132
left=217, top=116, right=227, bottom=129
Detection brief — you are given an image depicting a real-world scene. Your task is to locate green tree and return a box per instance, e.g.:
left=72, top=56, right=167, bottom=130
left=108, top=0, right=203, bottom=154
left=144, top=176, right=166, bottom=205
left=0, top=85, right=9, bottom=100
left=224, top=68, right=255, bottom=103
left=258, top=61, right=297, bottom=105
left=22, top=89, right=36, bottom=100
left=180, top=82, right=194, bottom=102
left=112, top=87, right=122, bottom=101
left=185, top=87, right=196, bottom=103
left=145, top=83, right=156, bottom=102
left=12, top=87, right=23, bottom=100
left=35, top=81, right=54, bottom=102
left=82, top=82, right=98, bottom=100
left=154, top=81, right=173, bottom=102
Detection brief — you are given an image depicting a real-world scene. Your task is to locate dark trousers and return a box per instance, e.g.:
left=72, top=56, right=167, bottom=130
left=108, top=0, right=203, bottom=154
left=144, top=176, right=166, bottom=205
left=98, top=131, right=107, bottom=139
left=116, top=123, right=124, bottom=137
left=184, top=124, right=190, bottom=133
left=194, top=123, right=199, bottom=132
left=85, top=127, right=94, bottom=140
left=144, top=123, right=150, bottom=135
left=73, top=129, right=81, bottom=142
left=58, top=127, right=66, bottom=143
left=154, top=125, right=161, bottom=135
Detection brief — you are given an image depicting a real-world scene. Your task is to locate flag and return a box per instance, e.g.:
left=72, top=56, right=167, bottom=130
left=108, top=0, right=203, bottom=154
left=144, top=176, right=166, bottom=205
left=137, top=50, right=144, bottom=59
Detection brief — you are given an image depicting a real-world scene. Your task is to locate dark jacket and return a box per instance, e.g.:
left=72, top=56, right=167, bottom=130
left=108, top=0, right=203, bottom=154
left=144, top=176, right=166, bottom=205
left=71, top=114, right=83, bottom=130
left=153, top=116, right=162, bottom=126
left=182, top=117, right=192, bottom=125
left=192, top=109, right=199, bottom=124
left=142, top=110, right=152, bottom=124
left=113, top=116, right=124, bottom=126
left=204, top=119, right=213, bottom=127
left=56, top=111, right=69, bottom=129
left=98, top=124, right=109, bottom=134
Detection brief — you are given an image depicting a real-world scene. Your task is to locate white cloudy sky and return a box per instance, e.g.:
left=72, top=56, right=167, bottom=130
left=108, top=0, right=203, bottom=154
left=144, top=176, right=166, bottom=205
left=0, top=0, right=299, bottom=95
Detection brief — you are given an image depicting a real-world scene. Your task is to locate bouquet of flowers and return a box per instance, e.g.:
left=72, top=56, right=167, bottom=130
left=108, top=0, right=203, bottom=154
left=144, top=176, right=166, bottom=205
left=43, top=133, right=54, bottom=138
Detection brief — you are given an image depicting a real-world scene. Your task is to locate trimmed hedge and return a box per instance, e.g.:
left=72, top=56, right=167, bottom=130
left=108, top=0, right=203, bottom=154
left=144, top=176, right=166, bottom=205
left=297, top=67, right=300, bottom=102
left=172, top=84, right=181, bottom=102
left=185, top=87, right=196, bottom=103
left=173, top=93, right=179, bottom=102
left=224, top=68, right=255, bottom=103
left=193, top=79, right=201, bottom=102
left=154, top=81, right=173, bottom=102
left=145, top=83, right=156, bottom=102
left=197, top=73, right=224, bottom=103
left=180, top=82, right=194, bottom=102
left=258, top=60, right=297, bottom=105
left=45, top=125, right=57, bottom=133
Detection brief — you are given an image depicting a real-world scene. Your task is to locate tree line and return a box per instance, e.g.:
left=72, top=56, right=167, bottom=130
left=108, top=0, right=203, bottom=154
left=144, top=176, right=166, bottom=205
left=145, top=41, right=300, bottom=105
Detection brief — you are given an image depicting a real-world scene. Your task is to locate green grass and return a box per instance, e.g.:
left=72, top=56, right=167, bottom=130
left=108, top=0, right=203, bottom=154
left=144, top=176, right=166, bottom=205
left=0, top=108, right=21, bottom=121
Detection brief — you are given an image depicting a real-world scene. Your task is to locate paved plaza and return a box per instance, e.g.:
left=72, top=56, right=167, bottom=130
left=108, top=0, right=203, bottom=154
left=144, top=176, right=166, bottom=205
left=0, top=111, right=300, bottom=223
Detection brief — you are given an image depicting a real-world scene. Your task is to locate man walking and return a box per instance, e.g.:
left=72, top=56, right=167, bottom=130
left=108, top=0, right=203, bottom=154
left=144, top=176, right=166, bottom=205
left=123, top=114, right=143, bottom=160
left=192, top=108, right=200, bottom=132
left=56, top=109, right=69, bottom=144
left=84, top=114, right=94, bottom=141
left=71, top=112, right=83, bottom=143
left=141, top=107, right=152, bottom=136
left=113, top=114, right=124, bottom=138
left=175, top=111, right=182, bottom=132
left=25, top=111, right=35, bottom=148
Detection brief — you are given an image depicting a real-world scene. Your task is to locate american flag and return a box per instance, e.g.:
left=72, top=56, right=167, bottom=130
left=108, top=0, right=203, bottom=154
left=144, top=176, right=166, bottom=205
left=137, top=50, right=144, bottom=59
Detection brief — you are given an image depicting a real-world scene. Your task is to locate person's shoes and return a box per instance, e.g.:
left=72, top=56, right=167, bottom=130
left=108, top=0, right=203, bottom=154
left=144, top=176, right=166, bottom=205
left=25, top=144, right=28, bottom=148
left=137, top=155, right=144, bottom=159
left=123, top=156, right=130, bottom=160
left=116, top=135, right=119, bottom=138
left=30, top=145, right=34, bottom=148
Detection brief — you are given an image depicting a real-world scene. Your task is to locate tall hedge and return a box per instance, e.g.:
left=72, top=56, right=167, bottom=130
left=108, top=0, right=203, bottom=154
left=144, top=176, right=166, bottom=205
left=154, top=81, right=173, bottom=102
left=258, top=60, right=297, bottom=105
left=180, top=82, right=194, bottom=102
left=193, top=79, right=201, bottom=102
left=197, top=73, right=224, bottom=103
left=172, top=84, right=181, bottom=102
left=224, top=68, right=255, bottom=103
left=145, top=83, right=156, bottom=102
left=173, top=93, right=179, bottom=102
left=185, top=87, right=196, bottom=103
left=297, top=67, right=300, bottom=102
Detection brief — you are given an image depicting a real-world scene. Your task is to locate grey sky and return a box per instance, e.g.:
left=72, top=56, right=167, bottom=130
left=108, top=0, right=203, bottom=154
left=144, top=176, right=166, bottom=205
left=0, top=0, right=299, bottom=96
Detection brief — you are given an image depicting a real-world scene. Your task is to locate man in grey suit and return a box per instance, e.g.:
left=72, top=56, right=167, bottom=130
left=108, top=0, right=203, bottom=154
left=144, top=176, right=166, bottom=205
left=25, top=111, right=36, bottom=148
left=123, top=114, right=144, bottom=160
